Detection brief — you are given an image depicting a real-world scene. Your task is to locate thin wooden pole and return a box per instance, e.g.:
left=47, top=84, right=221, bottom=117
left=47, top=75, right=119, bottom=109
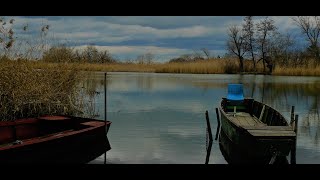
left=291, top=114, right=298, bottom=164
left=104, top=151, right=107, bottom=165
left=205, top=111, right=213, bottom=141
left=205, top=110, right=213, bottom=164
left=205, top=139, right=212, bottom=164
left=104, top=72, right=107, bottom=127
left=290, top=106, right=295, bottom=125
left=215, top=108, right=221, bottom=141
left=104, top=72, right=107, bottom=165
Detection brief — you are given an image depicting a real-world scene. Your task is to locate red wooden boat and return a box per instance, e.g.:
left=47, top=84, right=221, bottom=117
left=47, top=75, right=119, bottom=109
left=0, top=115, right=112, bottom=163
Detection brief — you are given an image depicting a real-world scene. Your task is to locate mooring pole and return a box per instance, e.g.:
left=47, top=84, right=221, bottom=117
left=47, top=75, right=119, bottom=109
left=215, top=108, right=221, bottom=141
left=104, top=151, right=107, bottom=165
left=205, top=111, right=213, bottom=141
left=104, top=72, right=107, bottom=165
left=291, top=114, right=298, bottom=164
left=205, top=110, right=213, bottom=164
left=290, top=106, right=295, bottom=125
left=205, top=139, right=213, bottom=165
left=104, top=72, right=107, bottom=128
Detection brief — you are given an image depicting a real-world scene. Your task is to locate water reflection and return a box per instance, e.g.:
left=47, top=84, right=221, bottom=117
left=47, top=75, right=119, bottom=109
left=81, top=72, right=320, bottom=164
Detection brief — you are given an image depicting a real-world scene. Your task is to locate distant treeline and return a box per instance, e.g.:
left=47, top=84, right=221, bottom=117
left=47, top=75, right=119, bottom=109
left=42, top=45, right=116, bottom=64
left=226, top=16, right=320, bottom=74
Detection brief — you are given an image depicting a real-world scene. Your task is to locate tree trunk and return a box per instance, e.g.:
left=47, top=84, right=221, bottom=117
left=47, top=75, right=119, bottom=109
left=239, top=56, right=244, bottom=72
left=252, top=57, right=256, bottom=72
left=250, top=45, right=256, bottom=72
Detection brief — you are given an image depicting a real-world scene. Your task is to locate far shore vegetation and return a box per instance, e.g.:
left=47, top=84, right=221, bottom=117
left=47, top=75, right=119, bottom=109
left=2, top=16, right=320, bottom=120
left=3, top=58, right=320, bottom=76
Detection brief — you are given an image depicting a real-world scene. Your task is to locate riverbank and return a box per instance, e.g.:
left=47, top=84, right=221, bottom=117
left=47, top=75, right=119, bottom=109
left=2, top=59, right=320, bottom=76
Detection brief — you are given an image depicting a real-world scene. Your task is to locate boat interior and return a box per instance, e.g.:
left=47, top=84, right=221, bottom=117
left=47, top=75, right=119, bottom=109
left=0, top=116, right=107, bottom=147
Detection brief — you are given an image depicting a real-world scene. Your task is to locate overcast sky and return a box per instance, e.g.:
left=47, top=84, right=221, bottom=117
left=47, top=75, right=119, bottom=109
left=4, top=16, right=306, bottom=62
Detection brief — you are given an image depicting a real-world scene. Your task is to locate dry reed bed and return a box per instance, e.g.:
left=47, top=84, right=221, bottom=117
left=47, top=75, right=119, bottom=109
left=0, top=60, right=83, bottom=121
left=273, top=66, right=320, bottom=76
left=22, top=59, right=320, bottom=76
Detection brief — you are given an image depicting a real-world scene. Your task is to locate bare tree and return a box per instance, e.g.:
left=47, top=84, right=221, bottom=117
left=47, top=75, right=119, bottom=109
left=269, top=32, right=295, bottom=67
left=191, top=49, right=204, bottom=60
left=292, top=16, right=320, bottom=63
left=242, top=16, right=257, bottom=72
left=144, top=52, right=154, bottom=64
left=42, top=45, right=74, bottom=63
left=256, top=16, right=277, bottom=73
left=98, top=49, right=114, bottom=63
left=0, top=17, right=15, bottom=58
left=201, top=48, right=210, bottom=59
left=83, top=45, right=99, bottom=63
left=136, top=52, right=155, bottom=64
left=227, top=25, right=246, bottom=72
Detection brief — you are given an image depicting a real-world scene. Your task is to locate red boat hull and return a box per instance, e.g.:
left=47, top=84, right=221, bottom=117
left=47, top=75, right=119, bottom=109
left=0, top=116, right=111, bottom=163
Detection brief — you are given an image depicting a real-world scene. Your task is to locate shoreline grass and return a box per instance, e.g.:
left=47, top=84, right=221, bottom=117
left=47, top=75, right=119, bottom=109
left=0, top=60, right=86, bottom=121
left=18, top=58, right=320, bottom=76
left=273, top=66, right=320, bottom=76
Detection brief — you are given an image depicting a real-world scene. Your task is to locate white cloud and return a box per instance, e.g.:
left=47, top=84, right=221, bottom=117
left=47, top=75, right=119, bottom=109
left=9, top=16, right=225, bottom=43
left=273, top=16, right=297, bottom=31
left=109, top=24, right=215, bottom=38
left=84, top=45, right=187, bottom=54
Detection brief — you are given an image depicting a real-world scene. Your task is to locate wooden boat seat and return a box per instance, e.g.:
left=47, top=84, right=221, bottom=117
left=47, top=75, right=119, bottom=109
left=226, top=112, right=266, bottom=127
left=226, top=112, right=296, bottom=138
left=247, top=129, right=296, bottom=137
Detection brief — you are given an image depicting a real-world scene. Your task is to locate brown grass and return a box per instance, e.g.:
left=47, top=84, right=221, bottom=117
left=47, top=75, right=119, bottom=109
left=155, top=58, right=267, bottom=74
left=16, top=59, right=320, bottom=77
left=155, top=59, right=226, bottom=74
left=273, top=65, right=320, bottom=76
left=0, top=60, right=85, bottom=121
left=30, top=58, right=263, bottom=74
left=29, top=61, right=158, bottom=72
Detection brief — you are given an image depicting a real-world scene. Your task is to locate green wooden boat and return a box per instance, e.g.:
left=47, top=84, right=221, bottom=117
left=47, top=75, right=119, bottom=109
left=218, top=84, right=296, bottom=162
left=219, top=127, right=289, bottom=164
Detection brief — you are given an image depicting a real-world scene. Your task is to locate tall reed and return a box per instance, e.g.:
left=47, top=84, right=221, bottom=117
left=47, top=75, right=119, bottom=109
left=0, top=60, right=85, bottom=121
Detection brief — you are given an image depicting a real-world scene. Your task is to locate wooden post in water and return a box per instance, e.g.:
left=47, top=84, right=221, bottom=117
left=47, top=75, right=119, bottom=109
left=291, top=114, right=298, bottom=164
left=104, top=72, right=107, bottom=128
left=205, top=139, right=213, bottom=165
left=215, top=108, right=221, bottom=141
left=205, top=110, right=213, bottom=164
left=290, top=106, right=295, bottom=125
left=104, top=72, right=107, bottom=165
left=205, top=111, right=213, bottom=142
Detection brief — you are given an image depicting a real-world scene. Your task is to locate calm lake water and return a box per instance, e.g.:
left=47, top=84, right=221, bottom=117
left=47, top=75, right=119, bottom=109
left=84, top=72, right=320, bottom=164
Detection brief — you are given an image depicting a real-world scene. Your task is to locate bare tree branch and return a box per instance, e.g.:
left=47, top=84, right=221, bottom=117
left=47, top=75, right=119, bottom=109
left=256, top=16, right=277, bottom=73
left=292, top=16, right=320, bottom=61
left=227, top=25, right=246, bottom=72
